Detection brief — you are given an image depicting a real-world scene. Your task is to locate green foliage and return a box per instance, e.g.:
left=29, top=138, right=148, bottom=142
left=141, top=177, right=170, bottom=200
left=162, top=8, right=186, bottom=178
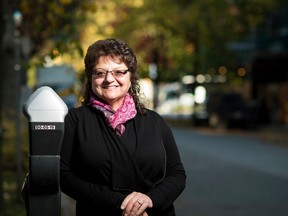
left=1, top=171, right=26, bottom=216
left=2, top=116, right=29, bottom=171
left=110, top=0, right=277, bottom=81
left=19, top=0, right=96, bottom=57
left=19, top=0, right=282, bottom=82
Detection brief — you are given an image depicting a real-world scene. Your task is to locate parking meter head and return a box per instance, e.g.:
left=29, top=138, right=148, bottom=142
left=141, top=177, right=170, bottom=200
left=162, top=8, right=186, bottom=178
left=23, top=86, right=68, bottom=122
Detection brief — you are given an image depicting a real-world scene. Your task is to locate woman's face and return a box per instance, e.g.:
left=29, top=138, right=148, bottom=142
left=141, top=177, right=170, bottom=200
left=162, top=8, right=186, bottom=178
left=91, top=56, right=131, bottom=110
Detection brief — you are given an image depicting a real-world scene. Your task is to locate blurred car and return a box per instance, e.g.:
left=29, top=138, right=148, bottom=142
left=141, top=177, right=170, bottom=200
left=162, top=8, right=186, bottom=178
left=156, top=82, right=194, bottom=117
left=193, top=93, right=259, bottom=129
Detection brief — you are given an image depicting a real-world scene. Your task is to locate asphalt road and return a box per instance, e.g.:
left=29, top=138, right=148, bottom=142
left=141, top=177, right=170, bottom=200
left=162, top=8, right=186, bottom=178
left=61, top=126, right=288, bottom=216
left=173, top=127, right=288, bottom=216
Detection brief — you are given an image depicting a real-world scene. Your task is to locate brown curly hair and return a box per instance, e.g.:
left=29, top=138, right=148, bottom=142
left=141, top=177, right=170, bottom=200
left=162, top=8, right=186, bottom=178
left=82, top=38, right=146, bottom=114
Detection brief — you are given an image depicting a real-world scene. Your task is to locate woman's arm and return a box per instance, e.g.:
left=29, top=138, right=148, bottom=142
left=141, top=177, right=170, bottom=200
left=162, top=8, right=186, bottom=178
left=121, top=114, right=186, bottom=215
left=145, top=115, right=186, bottom=210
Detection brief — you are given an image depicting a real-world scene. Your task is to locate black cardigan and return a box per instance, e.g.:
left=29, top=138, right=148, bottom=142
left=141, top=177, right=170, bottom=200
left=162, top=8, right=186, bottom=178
left=60, top=105, right=186, bottom=216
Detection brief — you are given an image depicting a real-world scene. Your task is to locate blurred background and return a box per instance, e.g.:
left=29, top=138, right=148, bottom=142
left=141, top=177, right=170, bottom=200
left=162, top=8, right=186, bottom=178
left=0, top=0, right=288, bottom=215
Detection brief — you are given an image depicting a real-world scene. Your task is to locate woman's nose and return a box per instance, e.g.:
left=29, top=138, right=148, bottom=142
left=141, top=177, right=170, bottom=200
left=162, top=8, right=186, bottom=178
left=104, top=71, right=115, bottom=82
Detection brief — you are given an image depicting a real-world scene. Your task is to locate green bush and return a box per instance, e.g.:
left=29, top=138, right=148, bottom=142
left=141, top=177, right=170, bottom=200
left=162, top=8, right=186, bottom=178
left=1, top=171, right=26, bottom=216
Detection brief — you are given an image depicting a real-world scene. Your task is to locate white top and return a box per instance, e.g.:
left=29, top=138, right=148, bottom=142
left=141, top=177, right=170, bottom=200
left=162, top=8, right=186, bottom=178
left=23, top=86, right=68, bottom=122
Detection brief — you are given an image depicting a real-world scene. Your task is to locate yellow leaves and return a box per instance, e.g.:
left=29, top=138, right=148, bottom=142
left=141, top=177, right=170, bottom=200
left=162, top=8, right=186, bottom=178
left=60, top=0, right=73, bottom=5
left=104, top=26, right=115, bottom=35
left=81, top=1, right=98, bottom=13
left=119, top=0, right=144, bottom=8
left=19, top=0, right=31, bottom=14
left=133, top=0, right=144, bottom=8
left=186, top=43, right=195, bottom=55
left=49, top=2, right=64, bottom=16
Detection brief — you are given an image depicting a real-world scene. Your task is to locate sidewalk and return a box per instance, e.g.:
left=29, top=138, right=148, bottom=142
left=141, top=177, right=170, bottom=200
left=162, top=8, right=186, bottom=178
left=61, top=193, right=76, bottom=216
left=165, top=117, right=288, bottom=148
left=254, top=125, right=288, bottom=147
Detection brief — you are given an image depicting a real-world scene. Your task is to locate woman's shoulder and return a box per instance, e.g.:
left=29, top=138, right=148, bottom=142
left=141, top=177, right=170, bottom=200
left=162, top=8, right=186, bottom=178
left=67, top=105, right=95, bottom=119
left=138, top=109, right=165, bottom=123
left=137, top=109, right=172, bottom=135
left=141, top=108, right=161, bottom=117
left=69, top=104, right=89, bottom=112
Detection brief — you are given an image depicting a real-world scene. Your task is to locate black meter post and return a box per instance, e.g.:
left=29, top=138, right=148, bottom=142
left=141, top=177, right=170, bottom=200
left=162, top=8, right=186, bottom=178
left=22, top=86, right=68, bottom=216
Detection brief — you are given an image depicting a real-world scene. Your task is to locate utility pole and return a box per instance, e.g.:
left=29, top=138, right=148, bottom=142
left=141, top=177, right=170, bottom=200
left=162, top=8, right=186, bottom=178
left=0, top=0, right=9, bottom=211
left=13, top=8, right=24, bottom=199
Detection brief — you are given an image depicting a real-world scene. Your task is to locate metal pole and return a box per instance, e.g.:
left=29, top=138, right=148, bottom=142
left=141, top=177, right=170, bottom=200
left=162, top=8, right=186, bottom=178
left=0, top=0, right=7, bottom=210
left=13, top=10, right=23, bottom=199
left=0, top=127, right=3, bottom=210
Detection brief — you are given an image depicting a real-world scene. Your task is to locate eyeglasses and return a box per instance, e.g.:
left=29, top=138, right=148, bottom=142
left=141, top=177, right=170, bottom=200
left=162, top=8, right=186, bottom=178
left=92, top=69, right=129, bottom=79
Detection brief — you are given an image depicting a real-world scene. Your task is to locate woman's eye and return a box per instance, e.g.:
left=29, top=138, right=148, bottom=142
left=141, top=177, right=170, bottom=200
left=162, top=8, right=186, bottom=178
left=114, top=70, right=123, bottom=75
left=97, top=72, right=105, bottom=76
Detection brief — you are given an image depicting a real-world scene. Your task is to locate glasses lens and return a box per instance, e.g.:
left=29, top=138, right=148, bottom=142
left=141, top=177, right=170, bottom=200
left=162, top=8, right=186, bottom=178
left=113, top=70, right=125, bottom=78
left=93, top=70, right=106, bottom=78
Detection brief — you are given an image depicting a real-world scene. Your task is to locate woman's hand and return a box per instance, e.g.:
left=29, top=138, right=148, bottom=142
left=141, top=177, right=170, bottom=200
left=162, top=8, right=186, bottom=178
left=121, top=191, right=153, bottom=216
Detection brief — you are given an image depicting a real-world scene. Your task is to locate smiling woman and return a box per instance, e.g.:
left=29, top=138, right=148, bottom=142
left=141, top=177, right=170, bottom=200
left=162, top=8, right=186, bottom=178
left=60, top=38, right=186, bottom=216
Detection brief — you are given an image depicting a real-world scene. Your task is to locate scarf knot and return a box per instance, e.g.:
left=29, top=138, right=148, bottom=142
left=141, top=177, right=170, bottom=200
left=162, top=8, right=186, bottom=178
left=90, top=94, right=137, bottom=136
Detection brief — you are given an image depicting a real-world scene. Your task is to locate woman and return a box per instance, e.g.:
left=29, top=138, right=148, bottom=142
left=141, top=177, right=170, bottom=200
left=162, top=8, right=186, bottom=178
left=60, top=38, right=186, bottom=216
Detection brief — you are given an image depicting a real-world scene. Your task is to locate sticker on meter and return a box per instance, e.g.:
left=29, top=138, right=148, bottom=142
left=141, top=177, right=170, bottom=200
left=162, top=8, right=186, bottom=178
left=34, top=125, right=56, bottom=130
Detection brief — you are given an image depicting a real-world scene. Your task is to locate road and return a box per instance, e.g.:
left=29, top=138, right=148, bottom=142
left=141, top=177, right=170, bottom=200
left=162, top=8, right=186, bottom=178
left=61, top=126, right=288, bottom=216
left=173, top=127, right=288, bottom=216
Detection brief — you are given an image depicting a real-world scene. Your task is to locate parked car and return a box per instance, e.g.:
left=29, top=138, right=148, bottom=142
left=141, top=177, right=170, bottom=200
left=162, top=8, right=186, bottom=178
left=193, top=93, right=259, bottom=129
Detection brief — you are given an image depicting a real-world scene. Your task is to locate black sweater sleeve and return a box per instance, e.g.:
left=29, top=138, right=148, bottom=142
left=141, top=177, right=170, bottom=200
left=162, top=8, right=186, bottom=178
left=146, top=113, right=186, bottom=210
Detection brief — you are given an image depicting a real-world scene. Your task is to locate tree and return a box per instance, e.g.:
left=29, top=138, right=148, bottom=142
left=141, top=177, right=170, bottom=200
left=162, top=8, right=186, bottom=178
left=110, top=0, right=277, bottom=81
left=16, top=0, right=280, bottom=83
left=19, top=0, right=96, bottom=56
left=0, top=0, right=17, bottom=210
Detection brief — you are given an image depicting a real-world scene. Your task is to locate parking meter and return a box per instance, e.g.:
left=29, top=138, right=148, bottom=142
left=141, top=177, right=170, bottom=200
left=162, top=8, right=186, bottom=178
left=22, top=86, right=68, bottom=216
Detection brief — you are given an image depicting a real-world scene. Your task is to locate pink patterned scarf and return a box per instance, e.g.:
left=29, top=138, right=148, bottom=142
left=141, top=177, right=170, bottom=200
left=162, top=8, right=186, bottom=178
left=90, top=94, right=137, bottom=136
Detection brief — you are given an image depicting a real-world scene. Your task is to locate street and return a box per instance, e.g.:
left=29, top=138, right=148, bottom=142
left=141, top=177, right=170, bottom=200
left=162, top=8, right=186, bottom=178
left=61, top=126, right=288, bottom=216
left=173, top=127, right=288, bottom=216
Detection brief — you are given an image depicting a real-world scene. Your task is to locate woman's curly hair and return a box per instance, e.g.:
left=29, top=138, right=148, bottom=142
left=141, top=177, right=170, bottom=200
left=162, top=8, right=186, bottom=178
left=82, top=38, right=146, bottom=114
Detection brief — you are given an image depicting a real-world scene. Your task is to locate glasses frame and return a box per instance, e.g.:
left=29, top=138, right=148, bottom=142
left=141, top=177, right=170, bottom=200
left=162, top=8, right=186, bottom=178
left=92, top=69, right=129, bottom=79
